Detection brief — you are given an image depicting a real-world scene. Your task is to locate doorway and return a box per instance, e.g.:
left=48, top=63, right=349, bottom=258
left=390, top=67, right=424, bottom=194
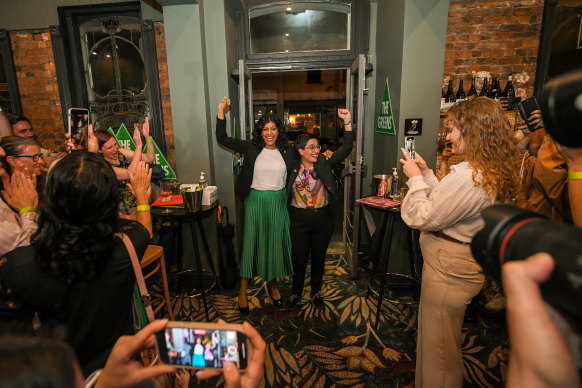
left=252, top=69, right=349, bottom=243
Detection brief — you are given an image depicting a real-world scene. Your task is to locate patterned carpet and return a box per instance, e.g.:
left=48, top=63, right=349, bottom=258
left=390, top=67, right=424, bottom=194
left=152, top=252, right=510, bottom=388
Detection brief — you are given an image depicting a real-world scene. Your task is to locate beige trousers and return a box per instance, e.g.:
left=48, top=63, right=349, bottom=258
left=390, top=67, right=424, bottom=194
left=415, top=232, right=485, bottom=388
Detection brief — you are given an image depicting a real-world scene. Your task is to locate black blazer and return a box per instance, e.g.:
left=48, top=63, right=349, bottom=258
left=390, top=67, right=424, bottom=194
left=287, top=130, right=355, bottom=206
left=216, top=117, right=296, bottom=198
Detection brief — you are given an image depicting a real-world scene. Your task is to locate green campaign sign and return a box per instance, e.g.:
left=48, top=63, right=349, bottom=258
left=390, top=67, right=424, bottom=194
left=376, top=79, right=396, bottom=135
left=111, top=123, right=177, bottom=179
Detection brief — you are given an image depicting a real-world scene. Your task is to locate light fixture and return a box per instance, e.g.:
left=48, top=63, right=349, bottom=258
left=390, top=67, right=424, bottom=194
left=286, top=6, right=292, bottom=11
left=285, top=33, right=290, bottom=37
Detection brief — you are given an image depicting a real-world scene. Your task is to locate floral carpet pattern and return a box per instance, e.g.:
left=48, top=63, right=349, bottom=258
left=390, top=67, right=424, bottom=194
left=154, top=255, right=509, bottom=388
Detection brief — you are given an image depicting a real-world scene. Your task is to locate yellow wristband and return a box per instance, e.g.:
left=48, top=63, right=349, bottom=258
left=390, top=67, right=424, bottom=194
left=146, top=138, right=153, bottom=143
left=19, top=206, right=37, bottom=215
left=137, top=205, right=151, bottom=212
left=568, top=171, right=582, bottom=180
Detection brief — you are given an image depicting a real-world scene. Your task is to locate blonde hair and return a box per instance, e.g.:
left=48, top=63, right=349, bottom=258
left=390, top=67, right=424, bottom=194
left=443, top=97, right=519, bottom=203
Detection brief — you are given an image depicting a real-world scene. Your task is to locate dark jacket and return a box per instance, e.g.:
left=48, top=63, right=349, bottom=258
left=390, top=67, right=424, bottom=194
left=287, top=130, right=355, bottom=206
left=216, top=117, right=296, bottom=198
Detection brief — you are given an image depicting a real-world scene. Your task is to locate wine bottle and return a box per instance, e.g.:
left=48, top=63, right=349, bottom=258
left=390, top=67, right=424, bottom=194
left=479, top=78, right=489, bottom=97
left=455, top=79, right=466, bottom=101
left=441, top=88, right=445, bottom=108
left=444, top=80, right=455, bottom=103
left=488, top=75, right=501, bottom=100
left=501, top=74, right=515, bottom=99
left=467, top=78, right=477, bottom=98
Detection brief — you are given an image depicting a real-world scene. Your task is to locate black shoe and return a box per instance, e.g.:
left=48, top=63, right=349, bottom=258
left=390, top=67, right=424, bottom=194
left=267, top=288, right=283, bottom=308
left=311, top=292, right=324, bottom=309
left=286, top=294, right=300, bottom=309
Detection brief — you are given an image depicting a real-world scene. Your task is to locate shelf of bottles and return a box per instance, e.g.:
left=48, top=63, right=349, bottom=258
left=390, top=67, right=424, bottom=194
left=437, top=73, right=516, bottom=172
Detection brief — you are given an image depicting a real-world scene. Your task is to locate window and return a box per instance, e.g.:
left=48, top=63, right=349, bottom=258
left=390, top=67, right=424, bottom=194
left=250, top=5, right=350, bottom=54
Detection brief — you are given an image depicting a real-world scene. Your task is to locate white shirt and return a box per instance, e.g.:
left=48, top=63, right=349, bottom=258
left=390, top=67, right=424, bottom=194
left=400, top=162, right=495, bottom=243
left=0, top=197, right=37, bottom=257
left=250, top=148, right=287, bottom=191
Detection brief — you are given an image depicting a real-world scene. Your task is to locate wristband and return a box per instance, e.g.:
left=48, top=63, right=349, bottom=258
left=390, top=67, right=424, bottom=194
left=146, top=138, right=153, bottom=143
left=568, top=171, right=582, bottom=180
left=19, top=206, right=37, bottom=216
left=137, top=205, right=151, bottom=212
left=344, top=120, right=351, bottom=126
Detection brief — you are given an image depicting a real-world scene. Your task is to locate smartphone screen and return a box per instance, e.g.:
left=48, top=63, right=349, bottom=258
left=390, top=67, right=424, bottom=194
left=156, top=324, right=248, bottom=370
left=68, top=108, right=89, bottom=149
left=405, top=136, right=415, bottom=159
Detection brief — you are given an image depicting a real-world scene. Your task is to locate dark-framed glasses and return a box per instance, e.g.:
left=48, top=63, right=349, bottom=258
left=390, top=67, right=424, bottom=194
left=304, top=145, right=321, bottom=150
left=14, top=154, right=43, bottom=162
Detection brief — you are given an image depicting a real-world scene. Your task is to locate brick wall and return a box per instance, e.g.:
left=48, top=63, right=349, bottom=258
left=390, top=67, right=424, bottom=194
left=10, top=30, right=65, bottom=151
left=444, top=0, right=545, bottom=99
left=155, top=22, right=176, bottom=172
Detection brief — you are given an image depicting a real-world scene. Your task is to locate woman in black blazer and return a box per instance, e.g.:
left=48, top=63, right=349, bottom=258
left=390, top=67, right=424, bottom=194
left=216, top=97, right=295, bottom=315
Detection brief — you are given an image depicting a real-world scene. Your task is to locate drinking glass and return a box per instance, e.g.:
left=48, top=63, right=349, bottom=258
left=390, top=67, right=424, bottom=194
left=159, top=180, right=173, bottom=214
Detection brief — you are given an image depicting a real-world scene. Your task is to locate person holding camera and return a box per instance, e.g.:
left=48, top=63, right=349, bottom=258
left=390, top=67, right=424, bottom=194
left=399, top=97, right=519, bottom=387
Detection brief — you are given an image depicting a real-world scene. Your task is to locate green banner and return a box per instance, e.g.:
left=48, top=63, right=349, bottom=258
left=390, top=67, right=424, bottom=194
left=376, top=79, right=396, bottom=135
left=110, top=123, right=176, bottom=179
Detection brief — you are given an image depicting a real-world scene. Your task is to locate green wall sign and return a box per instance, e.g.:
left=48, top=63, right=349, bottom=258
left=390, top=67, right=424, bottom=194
left=376, top=79, right=396, bottom=135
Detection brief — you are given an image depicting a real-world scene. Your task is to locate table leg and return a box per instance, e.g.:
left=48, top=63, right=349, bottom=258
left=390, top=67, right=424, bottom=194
left=374, top=213, right=396, bottom=330
left=189, top=216, right=210, bottom=321
left=195, top=216, right=217, bottom=276
left=367, top=211, right=390, bottom=298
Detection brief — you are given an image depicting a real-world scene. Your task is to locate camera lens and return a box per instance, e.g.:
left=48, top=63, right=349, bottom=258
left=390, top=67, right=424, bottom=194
left=472, top=205, right=582, bottom=321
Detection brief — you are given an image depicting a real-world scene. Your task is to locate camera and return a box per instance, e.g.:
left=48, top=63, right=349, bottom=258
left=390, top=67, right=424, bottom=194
left=539, top=68, right=582, bottom=148
left=471, top=205, right=582, bottom=321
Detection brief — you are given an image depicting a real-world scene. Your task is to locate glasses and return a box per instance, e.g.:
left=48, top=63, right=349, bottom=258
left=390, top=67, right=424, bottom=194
left=304, top=145, right=321, bottom=150
left=14, top=154, right=43, bottom=162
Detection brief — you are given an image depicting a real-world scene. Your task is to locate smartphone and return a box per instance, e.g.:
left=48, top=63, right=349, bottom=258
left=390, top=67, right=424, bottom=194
left=68, top=108, right=89, bottom=149
left=156, top=321, right=249, bottom=370
left=405, top=136, right=415, bottom=159
left=516, top=97, right=541, bottom=132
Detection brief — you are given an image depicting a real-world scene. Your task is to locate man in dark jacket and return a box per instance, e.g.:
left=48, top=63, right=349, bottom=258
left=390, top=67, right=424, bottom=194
left=286, top=109, right=354, bottom=309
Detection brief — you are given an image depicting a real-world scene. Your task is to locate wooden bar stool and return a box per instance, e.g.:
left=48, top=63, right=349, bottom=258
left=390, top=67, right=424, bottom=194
left=141, top=245, right=175, bottom=320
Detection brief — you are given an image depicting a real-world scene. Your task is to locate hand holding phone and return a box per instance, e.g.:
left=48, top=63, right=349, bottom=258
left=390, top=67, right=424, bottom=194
left=156, top=321, right=250, bottom=370
left=517, top=97, right=541, bottom=132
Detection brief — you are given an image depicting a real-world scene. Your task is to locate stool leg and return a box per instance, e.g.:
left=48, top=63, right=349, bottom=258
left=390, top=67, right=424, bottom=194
left=189, top=216, right=210, bottom=321
left=159, top=252, right=175, bottom=320
left=374, top=213, right=395, bottom=330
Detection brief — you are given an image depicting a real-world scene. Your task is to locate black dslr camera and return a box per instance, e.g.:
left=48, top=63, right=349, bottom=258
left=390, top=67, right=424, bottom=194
left=471, top=205, right=582, bottom=322
left=539, top=68, right=582, bottom=148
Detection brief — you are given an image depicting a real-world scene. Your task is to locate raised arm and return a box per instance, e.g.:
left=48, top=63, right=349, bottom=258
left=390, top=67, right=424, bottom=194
left=138, top=117, right=156, bottom=163
left=216, top=97, right=249, bottom=154
left=127, top=162, right=152, bottom=238
left=327, top=108, right=354, bottom=166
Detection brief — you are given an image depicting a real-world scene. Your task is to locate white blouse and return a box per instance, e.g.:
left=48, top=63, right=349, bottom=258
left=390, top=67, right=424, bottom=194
left=400, top=162, right=495, bottom=243
left=250, top=148, right=287, bottom=191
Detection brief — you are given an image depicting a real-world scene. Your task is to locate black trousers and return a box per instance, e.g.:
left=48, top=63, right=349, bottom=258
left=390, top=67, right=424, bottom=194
left=289, top=205, right=335, bottom=296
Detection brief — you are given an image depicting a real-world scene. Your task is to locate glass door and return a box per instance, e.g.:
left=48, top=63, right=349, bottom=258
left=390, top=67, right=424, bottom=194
left=344, top=54, right=367, bottom=278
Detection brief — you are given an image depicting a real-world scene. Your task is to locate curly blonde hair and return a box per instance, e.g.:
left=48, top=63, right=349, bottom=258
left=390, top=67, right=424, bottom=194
left=443, top=97, right=519, bottom=203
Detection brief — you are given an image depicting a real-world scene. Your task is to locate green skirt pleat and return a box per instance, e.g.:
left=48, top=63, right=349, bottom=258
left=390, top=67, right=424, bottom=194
left=240, top=189, right=293, bottom=282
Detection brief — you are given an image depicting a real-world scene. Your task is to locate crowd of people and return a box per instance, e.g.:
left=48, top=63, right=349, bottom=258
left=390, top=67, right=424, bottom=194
left=0, top=86, right=580, bottom=388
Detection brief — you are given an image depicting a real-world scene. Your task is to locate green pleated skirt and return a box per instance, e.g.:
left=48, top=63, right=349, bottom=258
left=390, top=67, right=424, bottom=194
left=240, top=189, right=293, bottom=281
